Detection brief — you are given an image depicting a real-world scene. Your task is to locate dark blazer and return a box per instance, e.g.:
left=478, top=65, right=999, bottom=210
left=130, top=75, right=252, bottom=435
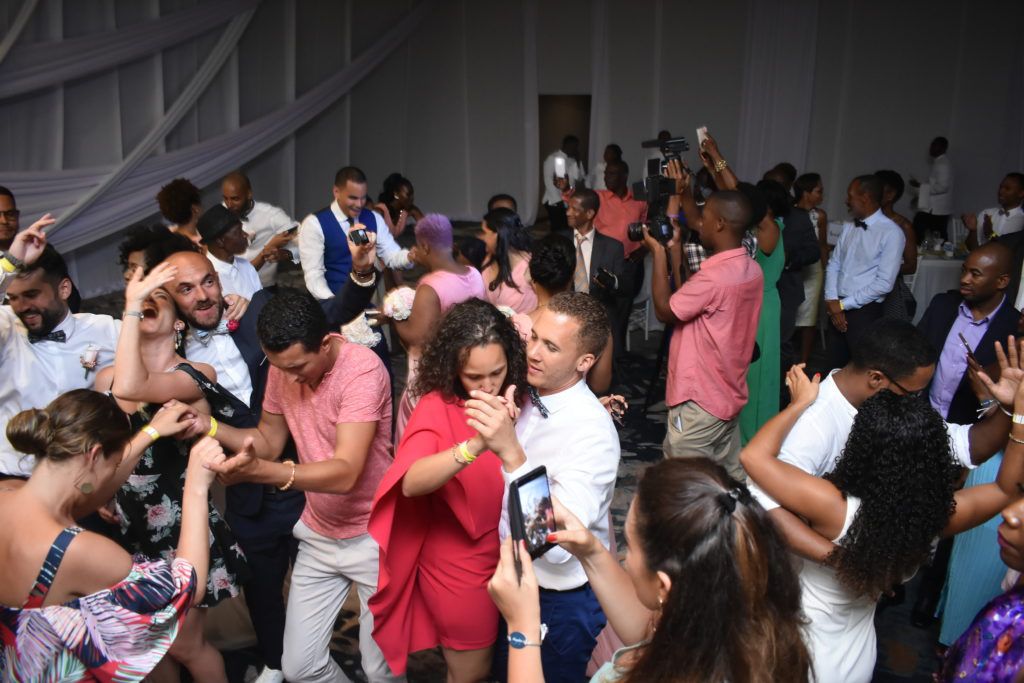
left=996, top=230, right=1024, bottom=306
left=221, top=278, right=376, bottom=530
left=917, top=291, right=1020, bottom=424
left=583, top=231, right=631, bottom=307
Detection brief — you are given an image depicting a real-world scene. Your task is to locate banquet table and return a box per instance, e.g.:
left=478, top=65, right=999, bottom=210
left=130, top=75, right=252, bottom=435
left=909, top=254, right=964, bottom=323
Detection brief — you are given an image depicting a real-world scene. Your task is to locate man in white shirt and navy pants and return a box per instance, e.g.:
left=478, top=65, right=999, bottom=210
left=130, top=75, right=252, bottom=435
left=465, top=292, right=619, bottom=683
left=966, top=172, right=1024, bottom=249
left=911, top=136, right=954, bottom=245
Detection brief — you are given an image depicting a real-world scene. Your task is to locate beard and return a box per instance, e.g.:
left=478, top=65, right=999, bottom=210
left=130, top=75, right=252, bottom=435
left=17, top=303, right=67, bottom=335
left=182, top=297, right=225, bottom=331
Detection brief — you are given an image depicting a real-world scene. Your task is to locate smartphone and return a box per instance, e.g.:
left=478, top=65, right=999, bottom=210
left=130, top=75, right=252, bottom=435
left=508, top=466, right=557, bottom=559
left=696, top=125, right=709, bottom=148
left=553, top=156, right=567, bottom=179
left=957, top=332, right=978, bottom=363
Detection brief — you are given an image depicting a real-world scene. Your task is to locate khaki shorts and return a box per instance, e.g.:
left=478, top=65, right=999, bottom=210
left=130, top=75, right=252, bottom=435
left=662, top=400, right=743, bottom=482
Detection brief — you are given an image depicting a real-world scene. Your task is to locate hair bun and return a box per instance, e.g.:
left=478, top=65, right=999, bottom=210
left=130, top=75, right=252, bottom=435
left=6, top=408, right=51, bottom=458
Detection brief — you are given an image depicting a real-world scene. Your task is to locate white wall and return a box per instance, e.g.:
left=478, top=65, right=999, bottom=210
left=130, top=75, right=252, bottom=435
left=0, top=0, right=1021, bottom=296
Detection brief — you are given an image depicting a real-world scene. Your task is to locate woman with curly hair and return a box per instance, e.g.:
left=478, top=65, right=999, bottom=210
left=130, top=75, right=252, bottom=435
left=156, top=178, right=203, bottom=246
left=370, top=299, right=527, bottom=681
left=742, top=366, right=1024, bottom=682
left=480, top=207, right=537, bottom=314
left=488, top=457, right=812, bottom=683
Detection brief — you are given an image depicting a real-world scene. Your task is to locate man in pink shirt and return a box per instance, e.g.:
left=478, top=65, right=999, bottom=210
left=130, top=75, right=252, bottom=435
left=645, top=189, right=763, bottom=479
left=198, top=288, right=401, bottom=683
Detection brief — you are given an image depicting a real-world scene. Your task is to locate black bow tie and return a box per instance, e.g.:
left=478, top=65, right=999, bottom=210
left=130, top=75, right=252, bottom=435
left=1000, top=209, right=1011, bottom=217
left=855, top=220, right=868, bottom=230
left=528, top=387, right=549, bottom=419
left=28, top=330, right=66, bottom=344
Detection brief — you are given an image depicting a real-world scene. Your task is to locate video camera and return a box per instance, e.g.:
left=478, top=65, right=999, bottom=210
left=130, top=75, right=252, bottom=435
left=627, top=135, right=690, bottom=245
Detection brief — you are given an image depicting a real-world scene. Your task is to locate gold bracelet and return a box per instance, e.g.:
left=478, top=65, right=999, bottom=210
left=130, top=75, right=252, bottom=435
left=714, top=158, right=728, bottom=173
left=1010, top=433, right=1024, bottom=446
left=207, top=416, right=218, bottom=438
left=278, top=460, right=297, bottom=490
left=141, top=425, right=160, bottom=441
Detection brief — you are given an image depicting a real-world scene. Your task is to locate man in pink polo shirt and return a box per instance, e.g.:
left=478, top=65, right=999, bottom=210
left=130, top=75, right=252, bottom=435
left=645, top=189, right=763, bottom=479
left=197, top=288, right=402, bottom=683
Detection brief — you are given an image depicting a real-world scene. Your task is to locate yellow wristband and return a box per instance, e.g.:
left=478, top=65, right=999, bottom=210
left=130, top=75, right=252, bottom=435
left=453, top=440, right=477, bottom=465
left=838, top=300, right=844, bottom=311
left=0, top=257, right=15, bottom=274
left=141, top=425, right=160, bottom=441
left=207, top=416, right=218, bottom=438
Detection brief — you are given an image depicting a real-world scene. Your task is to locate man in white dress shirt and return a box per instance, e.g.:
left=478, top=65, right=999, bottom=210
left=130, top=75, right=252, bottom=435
left=965, top=172, right=1024, bottom=249
left=298, top=166, right=412, bottom=300
left=467, top=292, right=619, bottom=683
left=542, top=136, right=586, bottom=234
left=911, top=136, right=954, bottom=245
left=0, top=218, right=119, bottom=480
left=200, top=204, right=263, bottom=301
left=222, top=171, right=298, bottom=289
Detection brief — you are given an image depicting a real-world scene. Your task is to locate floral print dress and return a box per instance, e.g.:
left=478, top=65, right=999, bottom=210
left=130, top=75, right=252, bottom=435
left=114, top=408, right=248, bottom=608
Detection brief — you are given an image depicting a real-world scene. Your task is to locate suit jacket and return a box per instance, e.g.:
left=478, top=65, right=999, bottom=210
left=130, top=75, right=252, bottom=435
left=221, top=278, right=377, bottom=532
left=580, top=231, right=630, bottom=307
left=917, top=291, right=1020, bottom=425
left=996, top=230, right=1024, bottom=307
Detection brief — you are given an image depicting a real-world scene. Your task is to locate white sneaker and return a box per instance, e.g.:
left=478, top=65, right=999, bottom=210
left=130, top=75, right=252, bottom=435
left=253, top=667, right=285, bottom=683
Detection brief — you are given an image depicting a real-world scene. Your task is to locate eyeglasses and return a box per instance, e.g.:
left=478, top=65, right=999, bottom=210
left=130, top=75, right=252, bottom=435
left=881, top=371, right=927, bottom=399
left=0, top=209, right=20, bottom=222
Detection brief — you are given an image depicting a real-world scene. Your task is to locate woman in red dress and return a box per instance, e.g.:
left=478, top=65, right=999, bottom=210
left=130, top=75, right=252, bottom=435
left=370, top=299, right=527, bottom=681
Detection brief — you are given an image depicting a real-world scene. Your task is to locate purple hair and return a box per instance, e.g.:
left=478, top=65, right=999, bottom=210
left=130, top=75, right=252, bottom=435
left=414, top=213, right=454, bottom=250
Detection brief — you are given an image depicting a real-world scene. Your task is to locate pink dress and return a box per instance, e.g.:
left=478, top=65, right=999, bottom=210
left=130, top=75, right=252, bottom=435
left=395, top=266, right=485, bottom=441
left=485, top=257, right=538, bottom=314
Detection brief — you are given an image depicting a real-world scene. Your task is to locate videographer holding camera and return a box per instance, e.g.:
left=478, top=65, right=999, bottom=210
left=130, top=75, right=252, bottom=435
left=644, top=147, right=763, bottom=480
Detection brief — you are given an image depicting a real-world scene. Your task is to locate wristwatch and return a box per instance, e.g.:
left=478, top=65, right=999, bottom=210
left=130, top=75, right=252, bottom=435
left=508, top=623, right=548, bottom=649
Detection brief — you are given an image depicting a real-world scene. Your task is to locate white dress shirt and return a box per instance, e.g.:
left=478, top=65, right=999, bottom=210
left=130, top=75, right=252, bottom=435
left=542, top=151, right=585, bottom=206
left=924, top=154, right=954, bottom=216
left=0, top=273, right=120, bottom=475
left=183, top=327, right=253, bottom=408
left=573, top=228, right=595, bottom=278
left=208, top=252, right=262, bottom=301
left=590, top=162, right=607, bottom=191
left=235, top=200, right=298, bottom=287
left=751, top=371, right=975, bottom=512
left=976, top=205, right=1024, bottom=245
left=298, top=201, right=411, bottom=300
left=498, top=379, right=620, bottom=590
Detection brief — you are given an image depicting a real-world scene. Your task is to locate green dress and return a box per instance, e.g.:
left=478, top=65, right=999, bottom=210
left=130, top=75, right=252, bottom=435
left=740, top=220, right=784, bottom=445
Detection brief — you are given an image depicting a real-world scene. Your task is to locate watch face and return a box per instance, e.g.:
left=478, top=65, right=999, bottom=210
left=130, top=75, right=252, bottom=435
left=508, top=632, right=528, bottom=649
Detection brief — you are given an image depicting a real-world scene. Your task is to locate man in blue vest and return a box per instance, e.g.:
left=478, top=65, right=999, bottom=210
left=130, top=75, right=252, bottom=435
left=298, top=166, right=413, bottom=300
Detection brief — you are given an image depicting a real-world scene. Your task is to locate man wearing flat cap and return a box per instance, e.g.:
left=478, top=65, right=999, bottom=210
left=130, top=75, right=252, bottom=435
left=201, top=204, right=263, bottom=300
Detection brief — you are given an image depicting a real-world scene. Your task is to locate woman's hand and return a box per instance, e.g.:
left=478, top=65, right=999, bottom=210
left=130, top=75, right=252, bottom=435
left=976, top=337, right=1024, bottom=411
left=147, top=401, right=197, bottom=439
left=125, top=261, right=177, bottom=309
left=487, top=537, right=541, bottom=630
left=185, top=436, right=228, bottom=490
left=548, top=496, right=602, bottom=560
left=785, top=364, right=820, bottom=408
left=466, top=389, right=522, bottom=465
left=497, top=384, right=521, bottom=421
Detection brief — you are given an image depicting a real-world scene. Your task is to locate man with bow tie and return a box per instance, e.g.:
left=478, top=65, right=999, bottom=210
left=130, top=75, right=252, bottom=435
left=965, top=173, right=1024, bottom=250
left=824, top=175, right=905, bottom=369
left=0, top=216, right=120, bottom=482
left=221, top=170, right=298, bottom=290
left=157, top=232, right=378, bottom=683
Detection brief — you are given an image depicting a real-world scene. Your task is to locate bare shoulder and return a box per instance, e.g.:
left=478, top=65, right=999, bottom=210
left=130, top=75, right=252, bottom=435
left=53, top=531, right=133, bottom=599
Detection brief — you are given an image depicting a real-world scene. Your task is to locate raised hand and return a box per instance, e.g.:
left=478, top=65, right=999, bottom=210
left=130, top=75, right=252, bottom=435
left=147, top=400, right=198, bottom=440
left=665, top=158, right=691, bottom=195
left=487, top=537, right=540, bottom=626
left=348, top=227, right=377, bottom=272
left=8, top=214, right=54, bottom=264
left=785, top=364, right=820, bottom=408
left=205, top=436, right=259, bottom=487
left=547, top=496, right=601, bottom=560
left=223, top=294, right=249, bottom=322
left=962, top=213, right=978, bottom=233
left=976, top=337, right=1024, bottom=409
left=466, top=389, right=520, bottom=463
left=125, top=261, right=177, bottom=309
left=498, top=384, right=521, bottom=421
left=186, top=436, right=228, bottom=489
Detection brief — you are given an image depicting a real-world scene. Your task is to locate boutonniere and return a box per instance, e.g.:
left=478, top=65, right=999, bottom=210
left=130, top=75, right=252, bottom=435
left=80, top=344, right=100, bottom=379
left=226, top=319, right=240, bottom=333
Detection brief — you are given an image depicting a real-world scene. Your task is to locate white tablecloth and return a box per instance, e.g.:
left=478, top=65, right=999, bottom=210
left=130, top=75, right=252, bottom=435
left=909, top=255, right=964, bottom=323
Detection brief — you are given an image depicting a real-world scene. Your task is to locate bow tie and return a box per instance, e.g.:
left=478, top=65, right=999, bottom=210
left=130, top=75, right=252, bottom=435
left=1000, top=209, right=1011, bottom=217
left=28, top=330, right=66, bottom=344
left=192, top=319, right=231, bottom=345
left=854, top=220, right=868, bottom=230
left=528, top=387, right=549, bottom=419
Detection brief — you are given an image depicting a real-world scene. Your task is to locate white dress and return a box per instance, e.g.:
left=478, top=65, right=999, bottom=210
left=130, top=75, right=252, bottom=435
left=799, top=496, right=877, bottom=683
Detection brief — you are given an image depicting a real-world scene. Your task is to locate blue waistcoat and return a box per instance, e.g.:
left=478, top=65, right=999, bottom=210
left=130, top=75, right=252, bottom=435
left=314, top=205, right=378, bottom=293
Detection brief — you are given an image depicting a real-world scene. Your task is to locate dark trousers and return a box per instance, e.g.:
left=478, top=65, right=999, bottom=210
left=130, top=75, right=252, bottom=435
left=913, top=211, right=950, bottom=246
left=825, top=301, right=884, bottom=370
left=610, top=258, right=644, bottom=361
left=229, top=489, right=304, bottom=671
left=493, top=584, right=605, bottom=683
left=546, top=202, right=569, bottom=234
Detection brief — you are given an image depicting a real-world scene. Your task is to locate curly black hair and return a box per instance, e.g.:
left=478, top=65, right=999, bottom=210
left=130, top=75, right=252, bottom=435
left=824, top=391, right=959, bottom=599
left=257, top=287, right=328, bottom=353
left=118, top=223, right=172, bottom=268
left=156, top=178, right=201, bottom=225
left=410, top=299, right=527, bottom=405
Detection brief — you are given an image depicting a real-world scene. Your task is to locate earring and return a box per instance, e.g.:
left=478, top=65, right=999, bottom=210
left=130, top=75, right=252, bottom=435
left=78, top=481, right=94, bottom=495
left=174, top=328, right=184, bottom=349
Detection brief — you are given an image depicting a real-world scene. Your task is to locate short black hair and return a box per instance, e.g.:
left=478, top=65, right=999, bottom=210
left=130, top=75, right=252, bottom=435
left=573, top=187, right=600, bottom=215
left=156, top=178, right=201, bottom=225
left=734, top=183, right=765, bottom=227
left=529, top=234, right=575, bottom=293
left=118, top=224, right=172, bottom=268
left=605, top=143, right=623, bottom=159
left=257, top=287, right=329, bottom=353
left=932, top=136, right=949, bottom=152
left=710, top=189, right=755, bottom=232
left=772, top=162, right=798, bottom=185
left=852, top=174, right=884, bottom=206
left=454, top=236, right=487, bottom=270
left=222, top=170, right=252, bottom=192
left=793, top=173, right=821, bottom=201
left=487, top=193, right=518, bottom=212
left=562, top=134, right=580, bottom=147
left=20, top=244, right=70, bottom=289
left=142, top=232, right=201, bottom=273
left=334, top=166, right=367, bottom=188
left=850, top=318, right=937, bottom=381
left=607, top=159, right=630, bottom=176
left=874, top=170, right=905, bottom=203
left=0, top=185, right=14, bottom=204
left=755, top=179, right=791, bottom=219
left=1005, top=172, right=1024, bottom=189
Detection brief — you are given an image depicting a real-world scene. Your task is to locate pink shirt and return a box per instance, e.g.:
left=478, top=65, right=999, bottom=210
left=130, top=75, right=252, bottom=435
left=485, top=257, right=538, bottom=314
left=263, top=335, right=393, bottom=539
left=594, top=189, right=647, bottom=257
left=419, top=266, right=486, bottom=312
left=666, top=248, right=763, bottom=420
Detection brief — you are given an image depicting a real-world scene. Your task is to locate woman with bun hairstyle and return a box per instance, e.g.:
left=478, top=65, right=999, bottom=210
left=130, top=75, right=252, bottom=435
left=0, top=389, right=230, bottom=681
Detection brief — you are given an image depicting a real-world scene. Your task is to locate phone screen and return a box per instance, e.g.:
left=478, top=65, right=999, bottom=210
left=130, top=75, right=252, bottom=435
left=554, top=156, right=567, bottom=178
left=510, top=467, right=557, bottom=558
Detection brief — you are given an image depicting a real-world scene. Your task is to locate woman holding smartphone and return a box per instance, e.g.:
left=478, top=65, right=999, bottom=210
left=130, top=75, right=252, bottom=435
left=370, top=299, right=528, bottom=682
